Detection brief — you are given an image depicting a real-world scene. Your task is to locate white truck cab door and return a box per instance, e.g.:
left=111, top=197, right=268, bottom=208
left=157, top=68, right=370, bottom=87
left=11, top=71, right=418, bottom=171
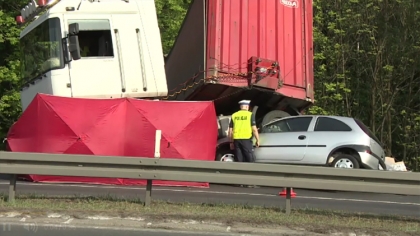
left=65, top=16, right=122, bottom=98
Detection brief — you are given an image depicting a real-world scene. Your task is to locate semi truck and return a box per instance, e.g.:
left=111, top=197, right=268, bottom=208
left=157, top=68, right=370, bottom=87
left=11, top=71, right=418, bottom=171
left=13, top=0, right=314, bottom=161
left=16, top=0, right=168, bottom=111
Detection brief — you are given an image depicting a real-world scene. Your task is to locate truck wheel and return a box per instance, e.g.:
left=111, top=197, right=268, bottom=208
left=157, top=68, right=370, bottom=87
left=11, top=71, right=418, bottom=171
left=216, top=147, right=235, bottom=162
left=331, top=154, right=360, bottom=169
left=261, top=110, right=291, bottom=126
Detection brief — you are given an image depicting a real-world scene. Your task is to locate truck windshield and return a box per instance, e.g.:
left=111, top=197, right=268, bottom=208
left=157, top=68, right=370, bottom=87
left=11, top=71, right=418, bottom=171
left=20, top=17, right=63, bottom=83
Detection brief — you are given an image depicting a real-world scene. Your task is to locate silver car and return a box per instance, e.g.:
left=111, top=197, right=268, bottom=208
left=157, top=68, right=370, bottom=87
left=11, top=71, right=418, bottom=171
left=217, top=115, right=386, bottom=170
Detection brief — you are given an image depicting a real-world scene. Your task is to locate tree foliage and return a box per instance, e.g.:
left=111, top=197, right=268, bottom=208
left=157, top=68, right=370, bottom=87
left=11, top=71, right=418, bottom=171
left=309, top=0, right=420, bottom=170
left=155, top=0, right=192, bottom=54
left=0, top=0, right=26, bottom=149
left=0, top=0, right=418, bottom=169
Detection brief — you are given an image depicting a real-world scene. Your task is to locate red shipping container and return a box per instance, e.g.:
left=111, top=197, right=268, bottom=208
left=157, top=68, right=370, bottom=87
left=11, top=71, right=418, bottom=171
left=165, top=0, right=314, bottom=116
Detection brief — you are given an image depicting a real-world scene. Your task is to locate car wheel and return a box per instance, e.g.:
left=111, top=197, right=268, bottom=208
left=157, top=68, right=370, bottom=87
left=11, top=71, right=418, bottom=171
left=331, top=154, right=360, bottom=169
left=216, top=147, right=235, bottom=162
left=378, top=158, right=387, bottom=170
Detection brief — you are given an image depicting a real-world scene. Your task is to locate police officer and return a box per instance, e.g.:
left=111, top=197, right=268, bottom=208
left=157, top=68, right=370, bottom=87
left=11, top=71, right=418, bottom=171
left=228, top=100, right=260, bottom=162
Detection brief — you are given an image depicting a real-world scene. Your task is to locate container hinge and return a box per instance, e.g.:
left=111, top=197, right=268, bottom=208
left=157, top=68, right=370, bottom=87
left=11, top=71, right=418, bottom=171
left=278, top=79, right=284, bottom=88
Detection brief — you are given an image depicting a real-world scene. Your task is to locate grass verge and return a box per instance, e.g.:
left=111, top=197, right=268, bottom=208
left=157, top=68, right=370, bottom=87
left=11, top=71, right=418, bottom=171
left=0, top=193, right=419, bottom=235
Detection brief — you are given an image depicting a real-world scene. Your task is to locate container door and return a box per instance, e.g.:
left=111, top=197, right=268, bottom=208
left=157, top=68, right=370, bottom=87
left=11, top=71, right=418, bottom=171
left=65, top=15, right=122, bottom=98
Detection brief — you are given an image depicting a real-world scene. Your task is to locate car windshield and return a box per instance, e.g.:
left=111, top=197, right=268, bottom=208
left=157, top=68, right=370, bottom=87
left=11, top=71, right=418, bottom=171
left=354, top=119, right=381, bottom=145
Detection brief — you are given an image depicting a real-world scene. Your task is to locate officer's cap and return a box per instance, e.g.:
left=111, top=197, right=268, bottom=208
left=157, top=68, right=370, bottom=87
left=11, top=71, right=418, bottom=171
left=238, top=100, right=251, bottom=105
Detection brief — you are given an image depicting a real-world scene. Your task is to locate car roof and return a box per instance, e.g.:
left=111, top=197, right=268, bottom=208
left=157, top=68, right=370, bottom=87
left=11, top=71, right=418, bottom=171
left=266, top=115, right=356, bottom=126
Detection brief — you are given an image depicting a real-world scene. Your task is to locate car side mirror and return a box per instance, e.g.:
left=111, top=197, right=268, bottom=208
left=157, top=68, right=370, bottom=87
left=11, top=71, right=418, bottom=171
left=68, top=23, right=81, bottom=60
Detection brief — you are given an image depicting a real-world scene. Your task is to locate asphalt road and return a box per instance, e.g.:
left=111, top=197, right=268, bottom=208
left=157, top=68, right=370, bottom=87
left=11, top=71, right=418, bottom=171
left=1, top=224, right=230, bottom=236
left=0, top=175, right=419, bottom=217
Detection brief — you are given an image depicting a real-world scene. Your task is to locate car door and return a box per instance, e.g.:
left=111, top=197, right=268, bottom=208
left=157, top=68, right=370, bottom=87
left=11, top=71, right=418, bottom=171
left=254, top=116, right=313, bottom=163
left=304, top=117, right=353, bottom=165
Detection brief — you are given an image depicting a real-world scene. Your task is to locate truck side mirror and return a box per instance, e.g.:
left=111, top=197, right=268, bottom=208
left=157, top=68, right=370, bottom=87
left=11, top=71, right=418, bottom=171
left=69, top=36, right=81, bottom=60
left=68, top=23, right=81, bottom=60
left=69, top=23, right=79, bottom=35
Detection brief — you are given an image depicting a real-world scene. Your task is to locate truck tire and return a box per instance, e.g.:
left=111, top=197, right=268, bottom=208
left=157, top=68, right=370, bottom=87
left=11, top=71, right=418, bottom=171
left=261, top=110, right=291, bottom=126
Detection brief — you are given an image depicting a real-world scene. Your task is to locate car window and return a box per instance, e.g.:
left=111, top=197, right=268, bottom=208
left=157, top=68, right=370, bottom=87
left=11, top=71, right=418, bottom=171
left=354, top=118, right=382, bottom=145
left=262, top=117, right=312, bottom=133
left=314, top=117, right=352, bottom=131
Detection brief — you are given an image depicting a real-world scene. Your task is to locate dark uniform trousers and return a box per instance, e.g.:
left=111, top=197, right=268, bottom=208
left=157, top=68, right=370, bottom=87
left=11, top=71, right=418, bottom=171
left=234, top=139, right=255, bottom=162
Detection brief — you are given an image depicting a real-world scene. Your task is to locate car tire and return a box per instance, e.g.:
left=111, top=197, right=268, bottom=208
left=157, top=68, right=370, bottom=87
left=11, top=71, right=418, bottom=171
left=331, top=154, right=360, bottom=169
left=216, top=146, right=235, bottom=162
left=378, top=158, right=387, bottom=170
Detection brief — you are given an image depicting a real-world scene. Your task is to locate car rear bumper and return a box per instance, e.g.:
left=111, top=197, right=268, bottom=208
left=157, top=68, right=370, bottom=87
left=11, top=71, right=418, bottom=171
left=359, top=152, right=382, bottom=169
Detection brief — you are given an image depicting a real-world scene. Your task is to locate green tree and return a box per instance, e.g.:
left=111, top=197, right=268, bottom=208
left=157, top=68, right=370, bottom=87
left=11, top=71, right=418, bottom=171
left=155, top=0, right=192, bottom=55
left=0, top=1, right=25, bottom=149
left=310, top=0, right=420, bottom=170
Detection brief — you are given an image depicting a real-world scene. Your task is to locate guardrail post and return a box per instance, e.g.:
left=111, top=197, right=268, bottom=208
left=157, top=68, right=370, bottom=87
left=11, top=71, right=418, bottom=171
left=8, top=174, right=17, bottom=203
left=154, top=130, right=161, bottom=159
left=285, top=187, right=291, bottom=215
left=145, top=180, right=152, bottom=207
left=144, top=130, right=161, bottom=207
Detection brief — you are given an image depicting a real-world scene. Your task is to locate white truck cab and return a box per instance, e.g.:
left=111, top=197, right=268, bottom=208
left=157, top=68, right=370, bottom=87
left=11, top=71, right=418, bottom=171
left=16, top=0, right=168, bottom=111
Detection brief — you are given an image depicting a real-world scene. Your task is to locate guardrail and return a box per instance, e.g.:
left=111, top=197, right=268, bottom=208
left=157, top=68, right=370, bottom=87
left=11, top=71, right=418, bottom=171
left=0, top=151, right=419, bottom=215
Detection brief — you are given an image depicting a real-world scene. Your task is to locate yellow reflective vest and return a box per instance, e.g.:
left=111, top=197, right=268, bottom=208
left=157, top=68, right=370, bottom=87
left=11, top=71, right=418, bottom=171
left=232, top=110, right=253, bottom=139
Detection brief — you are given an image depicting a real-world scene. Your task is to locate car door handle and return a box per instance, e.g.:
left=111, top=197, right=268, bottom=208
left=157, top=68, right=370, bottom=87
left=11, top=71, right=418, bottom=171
left=298, top=135, right=306, bottom=140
